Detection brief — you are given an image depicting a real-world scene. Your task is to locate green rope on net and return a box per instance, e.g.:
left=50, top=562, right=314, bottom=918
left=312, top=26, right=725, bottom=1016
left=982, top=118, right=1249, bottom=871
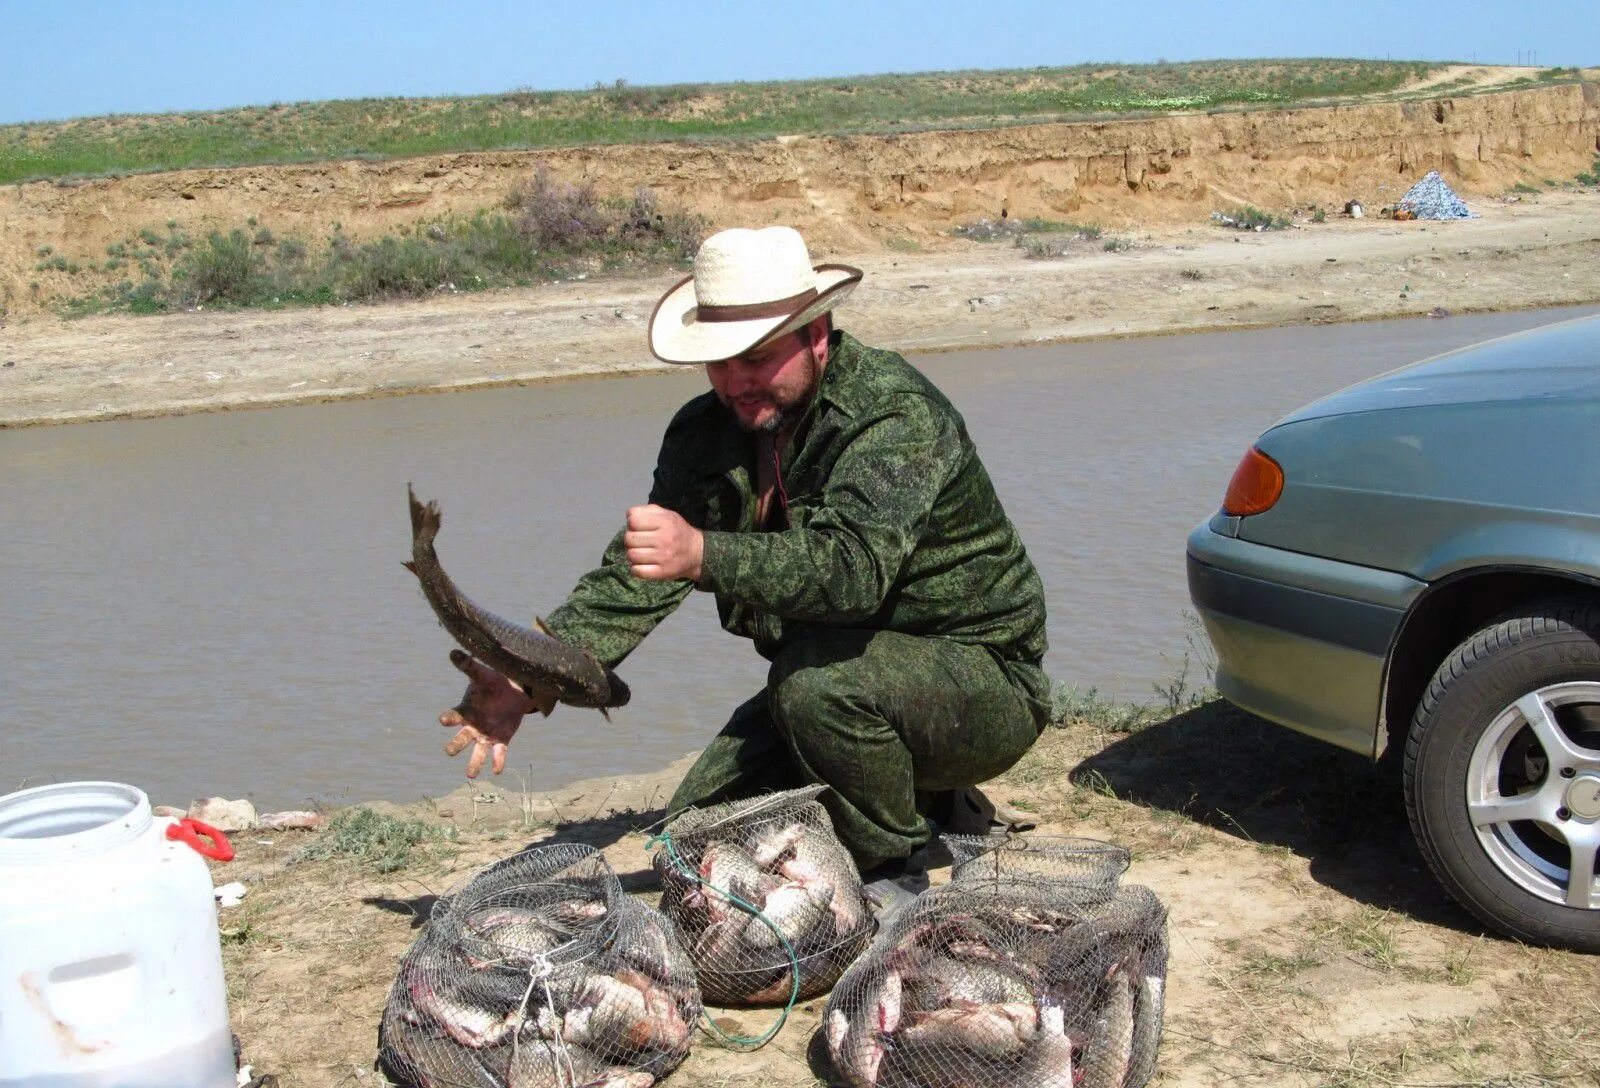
left=648, top=829, right=802, bottom=1051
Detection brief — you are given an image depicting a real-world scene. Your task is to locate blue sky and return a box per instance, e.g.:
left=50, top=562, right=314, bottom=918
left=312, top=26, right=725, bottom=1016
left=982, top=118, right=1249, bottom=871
left=2, top=0, right=1595, bottom=124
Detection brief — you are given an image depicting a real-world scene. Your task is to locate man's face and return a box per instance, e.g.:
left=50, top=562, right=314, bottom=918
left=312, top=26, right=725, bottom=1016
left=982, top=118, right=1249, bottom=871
left=706, top=322, right=825, bottom=434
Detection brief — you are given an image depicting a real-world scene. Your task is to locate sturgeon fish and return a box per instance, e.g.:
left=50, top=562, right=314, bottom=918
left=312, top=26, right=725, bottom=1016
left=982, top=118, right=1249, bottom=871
left=404, top=485, right=629, bottom=715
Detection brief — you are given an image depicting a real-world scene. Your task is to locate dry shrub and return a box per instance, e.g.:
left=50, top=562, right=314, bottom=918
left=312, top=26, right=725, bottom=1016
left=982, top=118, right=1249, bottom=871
left=505, top=164, right=613, bottom=250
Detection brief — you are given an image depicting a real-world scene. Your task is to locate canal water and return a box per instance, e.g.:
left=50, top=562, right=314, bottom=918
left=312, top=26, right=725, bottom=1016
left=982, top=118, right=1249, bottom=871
left=4, top=306, right=1594, bottom=808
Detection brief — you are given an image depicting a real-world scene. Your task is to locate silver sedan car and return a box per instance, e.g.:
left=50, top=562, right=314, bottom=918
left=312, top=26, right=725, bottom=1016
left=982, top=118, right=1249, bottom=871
left=1188, top=314, right=1600, bottom=952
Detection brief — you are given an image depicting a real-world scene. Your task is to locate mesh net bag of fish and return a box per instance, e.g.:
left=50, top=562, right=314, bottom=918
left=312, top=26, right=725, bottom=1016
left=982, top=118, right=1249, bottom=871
left=944, top=834, right=1131, bottom=892
left=378, top=842, right=700, bottom=1088
left=652, top=785, right=876, bottom=1007
left=823, top=879, right=1169, bottom=1088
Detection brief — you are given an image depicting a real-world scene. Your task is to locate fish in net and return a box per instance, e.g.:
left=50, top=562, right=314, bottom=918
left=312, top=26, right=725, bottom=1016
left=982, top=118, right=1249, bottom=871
left=823, top=846, right=1167, bottom=1088
left=944, top=833, right=1131, bottom=892
left=378, top=842, right=699, bottom=1087
left=652, top=785, right=876, bottom=1006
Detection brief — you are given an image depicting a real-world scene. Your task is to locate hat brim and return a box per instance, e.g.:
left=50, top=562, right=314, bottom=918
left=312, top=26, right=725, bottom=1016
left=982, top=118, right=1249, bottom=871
left=648, top=264, right=862, bottom=364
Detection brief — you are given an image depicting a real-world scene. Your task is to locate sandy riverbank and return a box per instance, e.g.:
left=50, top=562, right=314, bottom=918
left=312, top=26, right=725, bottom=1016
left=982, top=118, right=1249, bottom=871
left=3, top=189, right=1598, bottom=429
left=211, top=695, right=1597, bottom=1088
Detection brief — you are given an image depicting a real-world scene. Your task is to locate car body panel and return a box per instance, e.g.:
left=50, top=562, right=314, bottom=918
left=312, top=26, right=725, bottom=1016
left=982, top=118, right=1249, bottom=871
left=1277, top=315, right=1600, bottom=426
left=1243, top=399, right=1600, bottom=582
left=1187, top=526, right=1423, bottom=755
left=1189, top=314, right=1600, bottom=759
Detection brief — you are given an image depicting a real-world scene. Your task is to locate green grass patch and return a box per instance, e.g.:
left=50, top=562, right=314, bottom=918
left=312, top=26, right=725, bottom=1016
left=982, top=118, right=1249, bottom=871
left=288, top=806, right=455, bottom=873
left=0, top=59, right=1439, bottom=184
left=60, top=169, right=704, bottom=316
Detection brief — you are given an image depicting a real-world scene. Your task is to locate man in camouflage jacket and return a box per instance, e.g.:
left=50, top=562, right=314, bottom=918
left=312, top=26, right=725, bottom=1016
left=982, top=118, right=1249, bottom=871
left=439, top=226, right=1051, bottom=873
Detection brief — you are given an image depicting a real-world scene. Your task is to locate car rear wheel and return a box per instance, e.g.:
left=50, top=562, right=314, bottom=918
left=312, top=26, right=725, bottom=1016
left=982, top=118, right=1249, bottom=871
left=1405, top=604, right=1600, bottom=952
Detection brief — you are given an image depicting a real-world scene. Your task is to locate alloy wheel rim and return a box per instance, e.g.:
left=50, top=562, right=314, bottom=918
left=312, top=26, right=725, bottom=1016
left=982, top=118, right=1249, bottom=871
left=1467, top=682, right=1600, bottom=910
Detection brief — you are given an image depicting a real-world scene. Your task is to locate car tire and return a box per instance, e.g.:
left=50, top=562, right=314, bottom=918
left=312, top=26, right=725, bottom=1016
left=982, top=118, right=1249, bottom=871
left=1405, top=603, right=1600, bottom=952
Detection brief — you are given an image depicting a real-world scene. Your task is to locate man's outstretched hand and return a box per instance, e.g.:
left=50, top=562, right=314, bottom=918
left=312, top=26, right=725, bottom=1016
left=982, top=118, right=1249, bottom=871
left=625, top=504, right=704, bottom=582
left=438, top=650, right=542, bottom=778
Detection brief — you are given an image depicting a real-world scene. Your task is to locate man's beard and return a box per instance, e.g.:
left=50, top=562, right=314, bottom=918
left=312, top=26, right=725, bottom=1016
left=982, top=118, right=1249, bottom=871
left=733, top=344, right=821, bottom=434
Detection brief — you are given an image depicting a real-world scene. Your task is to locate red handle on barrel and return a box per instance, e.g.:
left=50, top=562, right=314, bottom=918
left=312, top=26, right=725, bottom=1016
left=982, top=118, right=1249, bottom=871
left=166, top=818, right=235, bottom=862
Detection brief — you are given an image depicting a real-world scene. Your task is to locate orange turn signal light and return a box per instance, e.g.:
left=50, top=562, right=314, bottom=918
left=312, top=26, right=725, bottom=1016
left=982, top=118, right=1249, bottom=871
left=1222, top=446, right=1284, bottom=516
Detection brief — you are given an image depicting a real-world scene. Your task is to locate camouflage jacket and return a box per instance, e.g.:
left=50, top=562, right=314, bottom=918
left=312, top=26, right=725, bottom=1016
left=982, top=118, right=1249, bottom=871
left=543, top=331, right=1050, bottom=677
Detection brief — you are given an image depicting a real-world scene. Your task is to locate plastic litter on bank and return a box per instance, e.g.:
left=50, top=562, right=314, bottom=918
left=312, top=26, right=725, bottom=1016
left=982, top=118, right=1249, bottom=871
left=1397, top=171, right=1478, bottom=219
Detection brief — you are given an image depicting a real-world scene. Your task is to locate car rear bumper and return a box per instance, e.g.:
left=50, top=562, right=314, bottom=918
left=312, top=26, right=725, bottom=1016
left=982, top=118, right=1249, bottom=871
left=1187, top=521, right=1425, bottom=758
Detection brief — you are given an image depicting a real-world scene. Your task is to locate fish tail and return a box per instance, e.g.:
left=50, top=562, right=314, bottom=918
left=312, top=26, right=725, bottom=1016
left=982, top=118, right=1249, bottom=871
left=406, top=483, right=441, bottom=546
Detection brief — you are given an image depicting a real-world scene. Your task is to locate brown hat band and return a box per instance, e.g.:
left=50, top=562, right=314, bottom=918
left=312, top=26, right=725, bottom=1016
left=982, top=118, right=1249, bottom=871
left=695, top=287, right=819, bottom=323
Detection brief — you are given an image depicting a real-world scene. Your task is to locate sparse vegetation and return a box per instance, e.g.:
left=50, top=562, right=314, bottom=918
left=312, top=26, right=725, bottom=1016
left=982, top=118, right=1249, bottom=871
left=952, top=217, right=1031, bottom=242
left=288, top=806, right=454, bottom=873
left=1511, top=181, right=1541, bottom=194
left=954, top=216, right=1119, bottom=260
left=1323, top=905, right=1407, bottom=970
left=0, top=59, right=1439, bottom=185
left=59, top=169, right=705, bottom=316
left=1214, top=204, right=1292, bottom=231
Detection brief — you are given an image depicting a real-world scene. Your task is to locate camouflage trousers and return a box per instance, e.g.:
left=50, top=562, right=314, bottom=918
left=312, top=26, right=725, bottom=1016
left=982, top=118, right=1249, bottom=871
left=667, top=627, right=1051, bottom=870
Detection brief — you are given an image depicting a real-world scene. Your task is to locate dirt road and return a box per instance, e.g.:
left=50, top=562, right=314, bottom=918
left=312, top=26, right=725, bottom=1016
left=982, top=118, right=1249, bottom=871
left=3, top=190, right=1597, bottom=428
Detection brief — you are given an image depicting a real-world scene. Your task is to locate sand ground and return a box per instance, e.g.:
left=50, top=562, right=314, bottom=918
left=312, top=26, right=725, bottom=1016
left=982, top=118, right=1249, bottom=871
left=213, top=696, right=1598, bottom=1088
left=3, top=189, right=1598, bottom=429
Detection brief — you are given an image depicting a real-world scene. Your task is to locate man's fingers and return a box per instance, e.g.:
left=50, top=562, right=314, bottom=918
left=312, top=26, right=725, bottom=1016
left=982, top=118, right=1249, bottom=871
left=627, top=504, right=665, bottom=530
left=440, top=707, right=465, bottom=727
left=443, top=726, right=476, bottom=757
left=491, top=744, right=508, bottom=776
left=450, top=650, right=506, bottom=687
left=465, top=740, right=488, bottom=778
left=631, top=563, right=665, bottom=580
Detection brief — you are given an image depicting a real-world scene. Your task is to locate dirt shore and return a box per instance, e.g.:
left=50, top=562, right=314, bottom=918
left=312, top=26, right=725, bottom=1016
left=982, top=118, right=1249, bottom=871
left=3, top=188, right=1598, bottom=429
left=214, top=697, right=1598, bottom=1088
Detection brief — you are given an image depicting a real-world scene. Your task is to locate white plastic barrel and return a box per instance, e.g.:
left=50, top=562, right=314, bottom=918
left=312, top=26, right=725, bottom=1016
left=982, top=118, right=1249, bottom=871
left=0, top=781, right=236, bottom=1088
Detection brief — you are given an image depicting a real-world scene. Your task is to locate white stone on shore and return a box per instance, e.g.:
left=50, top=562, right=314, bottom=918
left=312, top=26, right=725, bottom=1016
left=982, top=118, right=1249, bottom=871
left=188, top=797, right=258, bottom=831
left=259, top=810, right=325, bottom=830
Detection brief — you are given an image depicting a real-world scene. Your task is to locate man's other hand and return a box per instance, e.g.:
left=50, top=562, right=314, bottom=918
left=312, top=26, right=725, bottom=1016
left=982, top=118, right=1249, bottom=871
left=625, top=504, right=704, bottom=582
left=438, top=650, right=540, bottom=778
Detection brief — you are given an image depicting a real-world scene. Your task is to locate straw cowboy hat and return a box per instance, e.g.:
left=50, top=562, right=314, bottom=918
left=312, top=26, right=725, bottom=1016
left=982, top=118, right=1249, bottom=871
left=648, top=226, right=862, bottom=364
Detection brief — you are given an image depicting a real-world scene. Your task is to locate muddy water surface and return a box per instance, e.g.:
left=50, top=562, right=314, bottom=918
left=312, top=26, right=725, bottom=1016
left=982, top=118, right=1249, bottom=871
left=5, top=307, right=1595, bottom=807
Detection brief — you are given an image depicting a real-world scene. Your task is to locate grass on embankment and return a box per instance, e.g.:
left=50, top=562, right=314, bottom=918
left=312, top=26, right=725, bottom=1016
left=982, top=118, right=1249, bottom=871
left=55, top=167, right=704, bottom=316
left=0, top=59, right=1444, bottom=185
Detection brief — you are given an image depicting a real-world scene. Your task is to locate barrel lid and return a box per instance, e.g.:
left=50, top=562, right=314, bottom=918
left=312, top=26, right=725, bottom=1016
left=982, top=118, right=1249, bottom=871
left=0, top=781, right=154, bottom=862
